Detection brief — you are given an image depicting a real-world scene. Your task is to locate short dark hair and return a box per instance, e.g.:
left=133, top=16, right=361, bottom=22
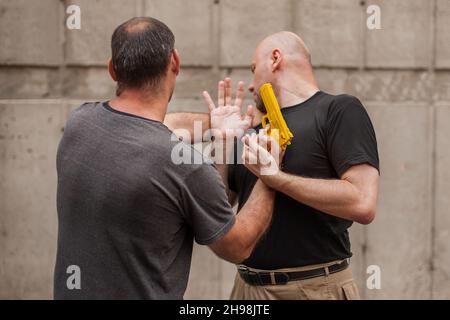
left=111, top=17, right=175, bottom=96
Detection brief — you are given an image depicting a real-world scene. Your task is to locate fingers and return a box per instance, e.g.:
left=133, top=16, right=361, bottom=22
left=242, top=145, right=258, bottom=164
left=242, top=133, right=272, bottom=169
left=246, top=105, right=254, bottom=119
left=234, top=81, right=245, bottom=109
left=247, top=133, right=260, bottom=155
left=218, top=81, right=225, bottom=106
left=225, top=78, right=232, bottom=106
left=203, top=91, right=216, bottom=112
left=243, top=105, right=254, bottom=128
left=243, top=133, right=264, bottom=160
left=260, top=134, right=282, bottom=166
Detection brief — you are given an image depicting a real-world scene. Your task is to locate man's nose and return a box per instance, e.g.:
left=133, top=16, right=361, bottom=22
left=248, top=84, right=254, bottom=93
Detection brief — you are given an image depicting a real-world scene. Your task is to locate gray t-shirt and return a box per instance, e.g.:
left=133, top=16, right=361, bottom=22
left=54, top=102, right=235, bottom=300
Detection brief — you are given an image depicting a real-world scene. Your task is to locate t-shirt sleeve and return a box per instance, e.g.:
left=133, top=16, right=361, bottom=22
left=181, top=164, right=236, bottom=245
left=326, top=95, right=380, bottom=177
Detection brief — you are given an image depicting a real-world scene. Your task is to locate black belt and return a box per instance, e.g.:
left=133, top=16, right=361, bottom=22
left=238, top=260, right=349, bottom=286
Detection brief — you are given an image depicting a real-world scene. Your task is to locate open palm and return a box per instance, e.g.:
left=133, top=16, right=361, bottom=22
left=203, top=78, right=254, bottom=139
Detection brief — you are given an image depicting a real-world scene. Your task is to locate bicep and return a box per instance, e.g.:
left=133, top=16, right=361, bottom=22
left=341, top=164, right=379, bottom=209
left=208, top=223, right=241, bottom=263
left=208, top=214, right=248, bottom=264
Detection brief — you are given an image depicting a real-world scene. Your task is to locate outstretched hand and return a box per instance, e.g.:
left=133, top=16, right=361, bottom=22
left=203, top=78, right=254, bottom=140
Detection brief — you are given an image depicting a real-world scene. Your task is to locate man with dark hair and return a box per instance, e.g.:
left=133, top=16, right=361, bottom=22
left=54, top=17, right=279, bottom=300
left=110, top=17, right=175, bottom=96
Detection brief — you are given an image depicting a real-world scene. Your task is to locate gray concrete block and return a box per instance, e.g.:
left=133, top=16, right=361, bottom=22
left=365, top=0, right=433, bottom=68
left=345, top=70, right=433, bottom=102
left=432, top=105, right=450, bottom=299
left=0, top=100, right=68, bottom=299
left=314, top=69, right=349, bottom=95
left=220, top=0, right=292, bottom=67
left=144, top=0, right=213, bottom=66
left=0, top=0, right=62, bottom=65
left=63, top=67, right=216, bottom=101
left=173, top=68, right=217, bottom=100
left=0, top=67, right=60, bottom=99
left=62, top=67, right=116, bottom=100
left=434, top=72, right=450, bottom=102
left=436, top=0, right=450, bottom=68
left=275, top=68, right=434, bottom=104
left=364, top=103, right=432, bottom=299
left=65, top=0, right=139, bottom=65
left=295, top=0, right=363, bottom=67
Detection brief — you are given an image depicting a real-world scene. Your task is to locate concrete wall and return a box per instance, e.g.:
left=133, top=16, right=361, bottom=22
left=0, top=0, right=449, bottom=299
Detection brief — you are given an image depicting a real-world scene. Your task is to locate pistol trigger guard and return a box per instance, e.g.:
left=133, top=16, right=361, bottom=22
left=262, top=115, right=268, bottom=128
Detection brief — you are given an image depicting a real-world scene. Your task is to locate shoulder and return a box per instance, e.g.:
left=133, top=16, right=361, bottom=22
left=318, top=93, right=368, bottom=121
left=71, top=101, right=99, bottom=117
left=63, top=102, right=99, bottom=134
left=318, top=93, right=363, bottom=110
left=66, top=102, right=99, bottom=126
left=329, top=94, right=365, bottom=112
left=332, top=94, right=365, bottom=112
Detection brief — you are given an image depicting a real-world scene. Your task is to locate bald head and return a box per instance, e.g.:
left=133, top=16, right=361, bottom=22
left=249, top=31, right=318, bottom=112
left=256, top=31, right=311, bottom=67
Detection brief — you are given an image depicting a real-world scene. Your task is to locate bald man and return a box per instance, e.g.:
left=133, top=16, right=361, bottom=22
left=165, top=32, right=379, bottom=300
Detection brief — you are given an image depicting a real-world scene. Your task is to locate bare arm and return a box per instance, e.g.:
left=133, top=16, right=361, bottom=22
left=209, top=180, right=274, bottom=263
left=164, top=112, right=210, bottom=143
left=208, top=133, right=279, bottom=264
left=203, top=78, right=254, bottom=207
left=260, top=164, right=379, bottom=225
left=214, top=146, right=237, bottom=207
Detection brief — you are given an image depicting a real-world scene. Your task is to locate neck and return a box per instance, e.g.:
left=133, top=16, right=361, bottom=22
left=275, top=72, right=320, bottom=108
left=109, top=88, right=169, bottom=123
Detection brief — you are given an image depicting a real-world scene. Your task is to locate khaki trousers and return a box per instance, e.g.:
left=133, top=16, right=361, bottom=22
left=230, top=260, right=360, bottom=300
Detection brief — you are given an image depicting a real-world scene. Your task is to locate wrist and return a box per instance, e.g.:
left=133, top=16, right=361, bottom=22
left=260, top=170, right=283, bottom=189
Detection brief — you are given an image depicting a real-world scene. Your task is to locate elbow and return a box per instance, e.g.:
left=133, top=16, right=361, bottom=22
left=212, top=241, right=253, bottom=265
left=229, top=246, right=253, bottom=265
left=354, top=203, right=376, bottom=225
left=358, top=211, right=375, bottom=225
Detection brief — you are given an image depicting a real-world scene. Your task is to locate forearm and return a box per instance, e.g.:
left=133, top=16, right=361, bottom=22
left=232, top=180, right=275, bottom=259
left=164, top=112, right=210, bottom=143
left=212, top=138, right=235, bottom=196
left=264, top=172, right=372, bottom=224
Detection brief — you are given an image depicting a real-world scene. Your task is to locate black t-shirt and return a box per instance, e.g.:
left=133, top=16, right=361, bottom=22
left=228, top=91, right=379, bottom=269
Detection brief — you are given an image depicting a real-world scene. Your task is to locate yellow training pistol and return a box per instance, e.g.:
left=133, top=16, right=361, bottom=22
left=260, top=83, right=294, bottom=150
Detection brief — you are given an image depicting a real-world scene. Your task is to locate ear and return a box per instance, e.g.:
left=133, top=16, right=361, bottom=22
left=171, top=49, right=181, bottom=76
left=271, top=49, right=283, bottom=72
left=108, top=58, right=117, bottom=81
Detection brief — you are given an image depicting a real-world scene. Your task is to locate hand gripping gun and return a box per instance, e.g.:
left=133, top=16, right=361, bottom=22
left=259, top=83, right=294, bottom=150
